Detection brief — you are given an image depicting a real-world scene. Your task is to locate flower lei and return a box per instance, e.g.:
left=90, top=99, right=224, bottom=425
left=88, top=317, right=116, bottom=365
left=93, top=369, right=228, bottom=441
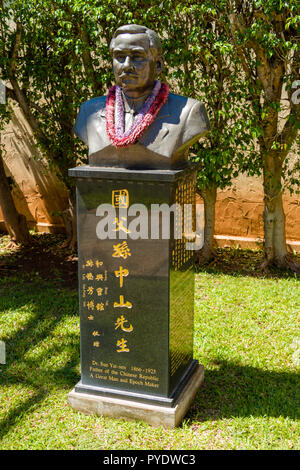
left=105, top=80, right=169, bottom=147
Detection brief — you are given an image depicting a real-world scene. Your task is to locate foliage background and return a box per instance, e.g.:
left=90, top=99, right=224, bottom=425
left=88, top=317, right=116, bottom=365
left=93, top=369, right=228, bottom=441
left=0, top=0, right=299, bottom=261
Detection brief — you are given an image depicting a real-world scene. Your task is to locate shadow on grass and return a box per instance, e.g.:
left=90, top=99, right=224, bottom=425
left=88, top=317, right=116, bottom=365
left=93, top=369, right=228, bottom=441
left=0, top=279, right=80, bottom=440
left=0, top=389, right=49, bottom=441
left=187, top=359, right=299, bottom=424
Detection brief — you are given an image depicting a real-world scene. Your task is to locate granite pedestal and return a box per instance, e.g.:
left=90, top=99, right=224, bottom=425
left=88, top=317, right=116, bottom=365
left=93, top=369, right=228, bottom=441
left=68, top=164, right=204, bottom=427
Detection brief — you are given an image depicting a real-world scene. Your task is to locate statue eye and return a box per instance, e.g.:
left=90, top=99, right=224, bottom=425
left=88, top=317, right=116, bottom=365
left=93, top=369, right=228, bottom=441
left=134, top=55, right=145, bottom=62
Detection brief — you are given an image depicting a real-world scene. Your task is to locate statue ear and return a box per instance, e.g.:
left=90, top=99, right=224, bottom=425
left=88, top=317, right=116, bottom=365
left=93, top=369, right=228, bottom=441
left=156, top=57, right=163, bottom=75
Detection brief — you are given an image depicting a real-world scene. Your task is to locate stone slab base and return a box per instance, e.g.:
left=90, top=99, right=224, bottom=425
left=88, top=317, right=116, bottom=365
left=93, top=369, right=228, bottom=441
left=67, top=364, right=204, bottom=428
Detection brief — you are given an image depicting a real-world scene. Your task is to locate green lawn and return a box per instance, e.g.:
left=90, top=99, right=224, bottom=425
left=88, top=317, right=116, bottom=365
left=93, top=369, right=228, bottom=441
left=0, top=237, right=299, bottom=450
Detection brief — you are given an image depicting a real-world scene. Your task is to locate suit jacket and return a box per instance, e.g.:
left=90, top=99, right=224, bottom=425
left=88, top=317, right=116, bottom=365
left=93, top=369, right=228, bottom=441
left=73, top=92, right=210, bottom=170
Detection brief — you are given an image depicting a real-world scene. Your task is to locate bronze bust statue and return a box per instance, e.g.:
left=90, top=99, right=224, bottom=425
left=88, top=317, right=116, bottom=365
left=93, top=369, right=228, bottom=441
left=73, top=24, right=210, bottom=170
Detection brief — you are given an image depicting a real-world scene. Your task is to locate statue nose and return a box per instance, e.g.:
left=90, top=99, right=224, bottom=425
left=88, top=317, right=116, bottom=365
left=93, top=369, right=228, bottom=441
left=123, top=56, right=134, bottom=70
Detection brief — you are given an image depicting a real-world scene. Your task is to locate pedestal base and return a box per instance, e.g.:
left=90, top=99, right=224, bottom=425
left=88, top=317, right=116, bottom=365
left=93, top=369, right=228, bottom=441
left=68, top=364, right=204, bottom=428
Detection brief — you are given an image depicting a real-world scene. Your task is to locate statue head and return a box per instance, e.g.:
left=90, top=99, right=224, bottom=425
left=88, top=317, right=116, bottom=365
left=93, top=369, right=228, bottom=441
left=109, top=24, right=163, bottom=98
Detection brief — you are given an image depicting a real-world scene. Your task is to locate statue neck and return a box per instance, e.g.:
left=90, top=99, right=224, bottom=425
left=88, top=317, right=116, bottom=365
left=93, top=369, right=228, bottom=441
left=121, top=90, right=150, bottom=114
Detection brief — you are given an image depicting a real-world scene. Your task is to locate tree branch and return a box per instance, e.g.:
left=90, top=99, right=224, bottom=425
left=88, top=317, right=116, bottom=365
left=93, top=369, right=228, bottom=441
left=5, top=85, right=17, bottom=101
left=276, top=104, right=300, bottom=163
left=229, top=12, right=269, bottom=69
left=78, top=27, right=102, bottom=95
left=7, top=22, right=49, bottom=146
left=5, top=85, right=70, bottom=129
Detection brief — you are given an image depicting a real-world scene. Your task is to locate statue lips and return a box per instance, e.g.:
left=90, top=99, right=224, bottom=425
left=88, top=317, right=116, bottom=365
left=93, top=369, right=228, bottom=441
left=120, top=72, right=139, bottom=84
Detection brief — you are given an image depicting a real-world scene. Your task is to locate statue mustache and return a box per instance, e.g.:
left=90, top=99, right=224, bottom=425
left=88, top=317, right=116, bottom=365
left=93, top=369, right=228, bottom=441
left=120, top=72, right=138, bottom=77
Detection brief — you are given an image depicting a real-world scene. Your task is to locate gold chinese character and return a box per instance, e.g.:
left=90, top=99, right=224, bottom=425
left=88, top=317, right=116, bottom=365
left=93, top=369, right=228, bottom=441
left=112, top=189, right=129, bottom=208
left=113, top=295, right=132, bottom=309
left=116, top=338, right=130, bottom=353
left=88, top=315, right=94, bottom=320
left=95, top=260, right=103, bottom=267
left=95, top=274, right=103, bottom=281
left=96, top=303, right=104, bottom=311
left=87, top=286, right=94, bottom=295
left=112, top=241, right=131, bottom=259
left=85, top=259, right=94, bottom=267
left=113, top=217, right=131, bottom=234
left=87, top=300, right=94, bottom=310
left=96, top=287, right=103, bottom=296
left=92, top=330, right=100, bottom=337
left=114, top=266, right=129, bottom=287
left=86, top=272, right=94, bottom=281
left=114, top=315, right=133, bottom=332
left=93, top=341, right=100, bottom=348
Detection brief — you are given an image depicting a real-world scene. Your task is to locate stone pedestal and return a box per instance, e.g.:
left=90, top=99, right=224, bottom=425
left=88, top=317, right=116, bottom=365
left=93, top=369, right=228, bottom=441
left=68, top=363, right=204, bottom=428
left=68, top=164, right=203, bottom=426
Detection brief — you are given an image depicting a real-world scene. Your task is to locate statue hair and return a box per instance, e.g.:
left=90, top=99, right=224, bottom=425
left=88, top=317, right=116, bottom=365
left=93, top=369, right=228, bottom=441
left=109, top=24, right=163, bottom=58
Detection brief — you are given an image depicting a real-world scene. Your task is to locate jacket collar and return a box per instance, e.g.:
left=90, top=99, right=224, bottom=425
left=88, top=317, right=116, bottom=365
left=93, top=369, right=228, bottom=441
left=99, top=94, right=170, bottom=120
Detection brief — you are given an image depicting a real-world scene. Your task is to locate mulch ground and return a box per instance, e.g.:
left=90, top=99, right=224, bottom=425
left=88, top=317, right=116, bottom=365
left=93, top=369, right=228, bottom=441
left=0, top=233, right=78, bottom=289
left=0, top=233, right=299, bottom=288
left=197, top=247, right=300, bottom=278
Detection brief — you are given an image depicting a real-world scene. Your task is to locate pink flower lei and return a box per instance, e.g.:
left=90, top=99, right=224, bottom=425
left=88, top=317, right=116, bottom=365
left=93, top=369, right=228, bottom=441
left=105, top=80, right=169, bottom=147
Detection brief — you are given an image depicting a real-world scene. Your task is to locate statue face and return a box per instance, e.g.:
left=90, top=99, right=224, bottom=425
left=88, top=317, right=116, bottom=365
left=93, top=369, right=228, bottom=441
left=112, top=33, right=161, bottom=96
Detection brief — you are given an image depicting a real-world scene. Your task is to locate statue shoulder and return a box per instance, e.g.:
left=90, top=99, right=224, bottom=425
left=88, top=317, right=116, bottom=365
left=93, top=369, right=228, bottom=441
left=73, top=95, right=107, bottom=144
left=167, top=92, right=204, bottom=110
left=167, top=92, right=210, bottom=147
left=167, top=92, right=208, bottom=124
left=79, top=95, right=107, bottom=115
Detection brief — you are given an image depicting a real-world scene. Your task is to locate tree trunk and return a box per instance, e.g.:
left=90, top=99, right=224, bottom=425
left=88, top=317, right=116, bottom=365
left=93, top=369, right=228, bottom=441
left=61, top=194, right=77, bottom=251
left=262, top=153, right=299, bottom=271
left=263, top=189, right=287, bottom=264
left=196, top=184, right=217, bottom=264
left=0, top=151, right=31, bottom=245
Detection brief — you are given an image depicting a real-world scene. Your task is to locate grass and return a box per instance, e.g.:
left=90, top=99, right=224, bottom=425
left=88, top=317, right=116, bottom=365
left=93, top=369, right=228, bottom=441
left=0, top=234, right=299, bottom=450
